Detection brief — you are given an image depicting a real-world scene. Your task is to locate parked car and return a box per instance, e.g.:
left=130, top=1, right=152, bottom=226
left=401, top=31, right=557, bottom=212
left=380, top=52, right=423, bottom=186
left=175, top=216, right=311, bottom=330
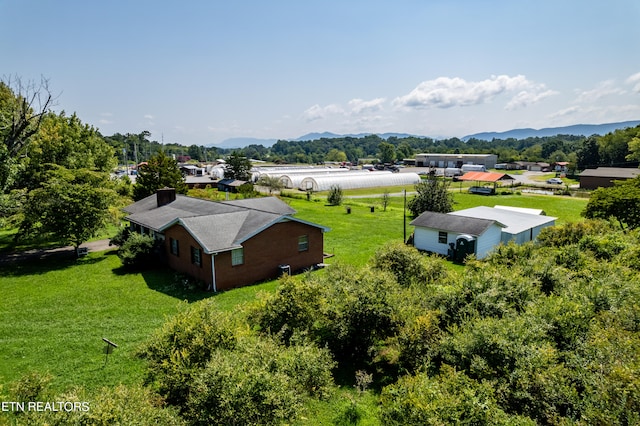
left=547, top=177, right=563, bottom=184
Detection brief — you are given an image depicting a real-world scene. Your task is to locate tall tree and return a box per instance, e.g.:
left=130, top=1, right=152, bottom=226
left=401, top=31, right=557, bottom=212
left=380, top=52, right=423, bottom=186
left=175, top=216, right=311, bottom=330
left=133, top=150, right=187, bottom=200
left=582, top=177, right=640, bottom=229
left=18, top=167, right=117, bottom=255
left=0, top=77, right=53, bottom=191
left=378, top=142, right=396, bottom=164
left=22, top=112, right=116, bottom=181
left=0, top=76, right=53, bottom=157
left=577, top=137, right=601, bottom=169
left=408, top=174, right=454, bottom=217
left=224, top=150, right=252, bottom=180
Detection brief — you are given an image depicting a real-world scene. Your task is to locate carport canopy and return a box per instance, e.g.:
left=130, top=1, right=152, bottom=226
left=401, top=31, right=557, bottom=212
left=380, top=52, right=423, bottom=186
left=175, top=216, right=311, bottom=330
left=457, top=171, right=515, bottom=195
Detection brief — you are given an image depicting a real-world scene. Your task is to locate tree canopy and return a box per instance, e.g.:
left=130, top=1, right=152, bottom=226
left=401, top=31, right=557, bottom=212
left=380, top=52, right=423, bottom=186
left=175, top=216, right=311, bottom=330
left=582, top=176, right=640, bottom=229
left=18, top=166, right=117, bottom=254
left=224, top=150, right=252, bottom=181
left=132, top=150, right=187, bottom=200
left=407, top=174, right=454, bottom=217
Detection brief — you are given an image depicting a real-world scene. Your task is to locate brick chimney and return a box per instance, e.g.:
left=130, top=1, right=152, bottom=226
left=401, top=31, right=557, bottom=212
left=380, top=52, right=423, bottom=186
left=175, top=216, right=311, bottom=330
left=156, top=188, right=176, bottom=207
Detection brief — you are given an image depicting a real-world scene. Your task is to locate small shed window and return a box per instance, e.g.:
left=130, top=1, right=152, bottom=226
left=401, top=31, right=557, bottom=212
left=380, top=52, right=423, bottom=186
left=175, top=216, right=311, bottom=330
left=232, top=248, right=244, bottom=266
left=438, top=231, right=448, bottom=244
left=298, top=235, right=309, bottom=252
left=191, top=246, right=202, bottom=267
left=170, top=238, right=179, bottom=256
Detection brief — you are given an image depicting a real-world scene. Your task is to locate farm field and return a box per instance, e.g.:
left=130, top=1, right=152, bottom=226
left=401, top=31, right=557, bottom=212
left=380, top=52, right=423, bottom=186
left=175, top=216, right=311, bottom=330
left=0, top=190, right=591, bottom=420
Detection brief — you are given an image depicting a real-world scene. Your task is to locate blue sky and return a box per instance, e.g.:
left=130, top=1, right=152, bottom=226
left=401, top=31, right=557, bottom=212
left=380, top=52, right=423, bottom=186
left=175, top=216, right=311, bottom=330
left=2, top=0, right=639, bottom=146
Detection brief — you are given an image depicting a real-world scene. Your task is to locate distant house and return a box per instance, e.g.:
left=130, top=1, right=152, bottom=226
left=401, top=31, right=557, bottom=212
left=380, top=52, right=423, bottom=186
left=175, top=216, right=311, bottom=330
left=579, top=167, right=640, bottom=189
left=124, top=189, right=328, bottom=291
left=514, top=161, right=551, bottom=172
left=217, top=179, right=249, bottom=193
left=410, top=206, right=556, bottom=261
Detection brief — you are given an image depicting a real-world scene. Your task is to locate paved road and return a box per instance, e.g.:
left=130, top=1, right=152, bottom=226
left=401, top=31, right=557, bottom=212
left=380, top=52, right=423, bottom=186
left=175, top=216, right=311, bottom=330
left=0, top=239, right=114, bottom=265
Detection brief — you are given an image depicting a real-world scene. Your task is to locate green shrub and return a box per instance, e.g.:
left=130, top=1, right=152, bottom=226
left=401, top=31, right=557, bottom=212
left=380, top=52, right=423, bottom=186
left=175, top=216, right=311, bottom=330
left=327, top=184, right=343, bottom=206
left=379, top=365, right=533, bottom=425
left=185, top=337, right=335, bottom=425
left=137, top=300, right=238, bottom=407
left=117, top=232, right=158, bottom=268
left=109, top=226, right=131, bottom=246
left=371, top=242, right=449, bottom=287
left=14, top=384, right=184, bottom=426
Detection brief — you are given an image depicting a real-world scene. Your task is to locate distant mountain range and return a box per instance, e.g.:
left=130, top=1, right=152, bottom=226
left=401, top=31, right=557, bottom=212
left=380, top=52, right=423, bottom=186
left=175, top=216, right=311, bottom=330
left=461, top=120, right=640, bottom=141
left=211, top=121, right=640, bottom=148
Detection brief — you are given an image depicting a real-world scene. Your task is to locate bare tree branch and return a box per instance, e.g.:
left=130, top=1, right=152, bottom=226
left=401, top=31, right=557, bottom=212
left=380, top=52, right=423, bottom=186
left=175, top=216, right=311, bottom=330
left=1, top=75, right=57, bottom=156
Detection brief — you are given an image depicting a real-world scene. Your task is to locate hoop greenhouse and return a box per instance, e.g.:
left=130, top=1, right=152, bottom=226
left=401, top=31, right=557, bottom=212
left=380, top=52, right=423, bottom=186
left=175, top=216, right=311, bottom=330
left=299, top=172, right=421, bottom=191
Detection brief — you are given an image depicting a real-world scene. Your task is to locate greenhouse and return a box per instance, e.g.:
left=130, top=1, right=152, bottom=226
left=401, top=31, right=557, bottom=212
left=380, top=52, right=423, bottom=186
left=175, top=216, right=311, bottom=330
left=251, top=166, right=349, bottom=181
left=299, top=172, right=421, bottom=192
left=280, top=170, right=372, bottom=189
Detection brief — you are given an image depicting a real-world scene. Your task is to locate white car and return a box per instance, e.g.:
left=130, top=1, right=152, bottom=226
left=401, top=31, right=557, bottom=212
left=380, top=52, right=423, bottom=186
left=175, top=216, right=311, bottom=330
left=547, top=178, right=563, bottom=184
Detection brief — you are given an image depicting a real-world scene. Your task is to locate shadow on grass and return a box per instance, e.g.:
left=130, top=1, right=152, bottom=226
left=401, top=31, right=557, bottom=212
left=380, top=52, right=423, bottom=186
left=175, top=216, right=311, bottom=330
left=112, top=262, right=211, bottom=303
left=0, top=252, right=108, bottom=277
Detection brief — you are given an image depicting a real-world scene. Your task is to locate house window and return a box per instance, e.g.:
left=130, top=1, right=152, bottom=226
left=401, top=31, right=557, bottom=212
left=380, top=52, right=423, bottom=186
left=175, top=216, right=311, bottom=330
left=438, top=231, right=448, bottom=244
left=231, top=248, right=244, bottom=266
left=191, top=246, right=202, bottom=267
left=298, top=235, right=309, bottom=252
left=170, top=238, right=179, bottom=256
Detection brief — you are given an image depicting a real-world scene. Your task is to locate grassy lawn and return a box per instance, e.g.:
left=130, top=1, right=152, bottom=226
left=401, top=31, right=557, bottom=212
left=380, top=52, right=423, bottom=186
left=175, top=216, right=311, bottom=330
left=0, top=250, right=279, bottom=393
left=0, top=189, right=592, bottom=417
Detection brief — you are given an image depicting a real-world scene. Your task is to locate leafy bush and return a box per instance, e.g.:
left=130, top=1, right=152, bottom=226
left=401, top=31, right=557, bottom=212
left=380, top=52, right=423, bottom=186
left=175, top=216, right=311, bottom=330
left=371, top=242, right=449, bottom=287
left=379, top=365, right=532, bottom=425
left=137, top=300, right=238, bottom=407
left=251, top=264, right=402, bottom=369
left=185, top=337, right=335, bottom=425
left=109, top=226, right=131, bottom=246
left=14, top=384, right=184, bottom=426
left=117, top=232, right=158, bottom=268
left=327, top=184, right=343, bottom=206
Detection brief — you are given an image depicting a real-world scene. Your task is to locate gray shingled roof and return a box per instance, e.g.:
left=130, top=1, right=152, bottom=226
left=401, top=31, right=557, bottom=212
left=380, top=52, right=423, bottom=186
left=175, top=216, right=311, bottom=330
left=123, top=193, right=324, bottom=254
left=179, top=210, right=289, bottom=253
left=410, top=211, right=500, bottom=236
left=124, top=194, right=296, bottom=231
left=579, top=167, right=640, bottom=178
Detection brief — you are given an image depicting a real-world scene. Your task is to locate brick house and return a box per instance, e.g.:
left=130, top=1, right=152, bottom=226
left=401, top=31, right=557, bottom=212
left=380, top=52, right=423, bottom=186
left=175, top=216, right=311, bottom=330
left=124, top=189, right=328, bottom=291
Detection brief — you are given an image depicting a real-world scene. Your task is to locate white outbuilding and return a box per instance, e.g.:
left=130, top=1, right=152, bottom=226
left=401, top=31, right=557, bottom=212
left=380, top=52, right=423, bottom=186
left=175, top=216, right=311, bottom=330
left=410, top=206, right=556, bottom=261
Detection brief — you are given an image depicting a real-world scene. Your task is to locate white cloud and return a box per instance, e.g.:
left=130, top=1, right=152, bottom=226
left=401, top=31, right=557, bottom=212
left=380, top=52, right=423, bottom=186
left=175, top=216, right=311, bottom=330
left=575, top=80, right=625, bottom=103
left=506, top=88, right=558, bottom=110
left=393, top=75, right=551, bottom=110
left=549, top=106, right=582, bottom=119
left=302, top=104, right=344, bottom=122
left=626, top=72, right=640, bottom=93
left=347, top=97, right=385, bottom=114
left=144, top=114, right=155, bottom=120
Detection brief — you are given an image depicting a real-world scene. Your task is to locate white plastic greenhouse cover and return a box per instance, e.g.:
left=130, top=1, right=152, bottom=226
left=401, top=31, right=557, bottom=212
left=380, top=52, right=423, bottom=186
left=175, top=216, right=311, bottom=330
left=280, top=170, right=374, bottom=189
left=251, top=167, right=350, bottom=181
left=300, top=172, right=421, bottom=191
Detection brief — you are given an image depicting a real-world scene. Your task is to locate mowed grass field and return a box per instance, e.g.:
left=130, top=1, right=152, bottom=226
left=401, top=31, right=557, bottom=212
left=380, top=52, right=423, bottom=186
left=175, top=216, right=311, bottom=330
left=0, top=190, right=588, bottom=395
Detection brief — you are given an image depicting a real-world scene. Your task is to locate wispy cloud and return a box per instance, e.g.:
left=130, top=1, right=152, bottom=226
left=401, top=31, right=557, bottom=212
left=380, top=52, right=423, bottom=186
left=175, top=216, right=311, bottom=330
left=347, top=98, right=385, bottom=114
left=393, top=75, right=555, bottom=110
left=626, top=72, right=640, bottom=93
left=302, top=104, right=345, bottom=122
left=575, top=80, right=625, bottom=103
left=144, top=114, right=155, bottom=120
